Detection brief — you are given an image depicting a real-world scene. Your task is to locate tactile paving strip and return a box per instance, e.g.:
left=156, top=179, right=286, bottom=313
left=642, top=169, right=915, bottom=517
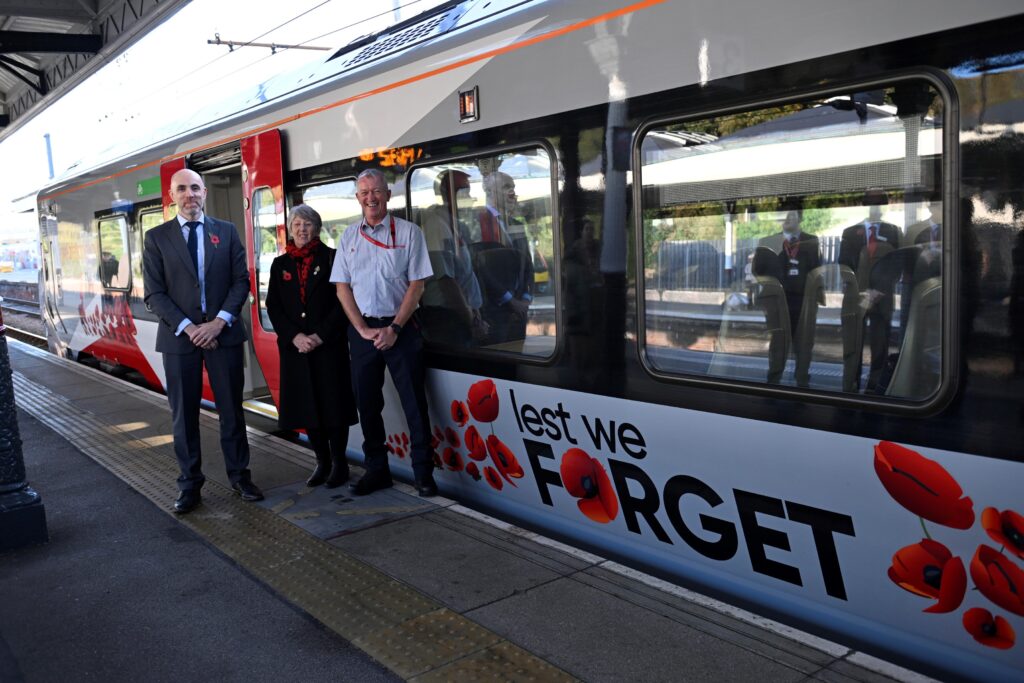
left=12, top=368, right=576, bottom=681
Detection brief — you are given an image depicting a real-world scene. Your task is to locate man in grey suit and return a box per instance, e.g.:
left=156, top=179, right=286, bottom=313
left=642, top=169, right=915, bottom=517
left=143, top=168, right=263, bottom=513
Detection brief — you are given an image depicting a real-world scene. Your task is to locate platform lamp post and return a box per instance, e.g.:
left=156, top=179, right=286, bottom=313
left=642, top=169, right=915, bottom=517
left=0, top=300, right=48, bottom=551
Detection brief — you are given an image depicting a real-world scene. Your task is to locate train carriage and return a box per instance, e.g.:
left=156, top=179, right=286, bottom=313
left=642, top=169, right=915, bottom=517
left=36, top=1, right=1024, bottom=679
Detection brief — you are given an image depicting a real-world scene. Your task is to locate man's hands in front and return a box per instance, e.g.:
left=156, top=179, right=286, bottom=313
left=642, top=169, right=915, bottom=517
left=186, top=318, right=226, bottom=350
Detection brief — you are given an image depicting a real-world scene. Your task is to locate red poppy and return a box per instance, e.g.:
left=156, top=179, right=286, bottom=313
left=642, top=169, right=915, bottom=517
left=467, top=379, right=499, bottom=423
left=970, top=545, right=1024, bottom=617
left=886, top=539, right=966, bottom=613
left=873, top=441, right=974, bottom=529
left=559, top=448, right=619, bottom=524
left=430, top=435, right=440, bottom=449
left=962, top=607, right=1016, bottom=650
left=465, top=426, right=487, bottom=461
left=451, top=400, right=469, bottom=427
left=433, top=425, right=445, bottom=442
left=442, top=447, right=463, bottom=472
left=465, top=462, right=481, bottom=481
left=209, top=234, right=220, bottom=246
left=401, top=432, right=409, bottom=447
left=282, top=270, right=292, bottom=281
left=445, top=426, right=461, bottom=448
left=486, top=435, right=523, bottom=485
left=981, top=507, right=1024, bottom=559
left=483, top=466, right=503, bottom=490
left=395, top=446, right=406, bottom=459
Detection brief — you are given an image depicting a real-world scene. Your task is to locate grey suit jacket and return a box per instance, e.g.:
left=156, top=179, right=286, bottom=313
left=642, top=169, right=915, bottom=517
left=143, top=216, right=250, bottom=354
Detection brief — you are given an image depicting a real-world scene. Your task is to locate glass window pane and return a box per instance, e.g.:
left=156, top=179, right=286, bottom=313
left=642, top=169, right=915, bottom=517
left=98, top=216, right=130, bottom=289
left=640, top=82, right=944, bottom=401
left=300, top=179, right=360, bottom=248
left=409, top=147, right=556, bottom=358
left=253, top=187, right=280, bottom=330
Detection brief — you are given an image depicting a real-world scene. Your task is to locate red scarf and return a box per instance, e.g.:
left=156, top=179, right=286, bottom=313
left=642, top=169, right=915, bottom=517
left=285, top=238, right=320, bottom=305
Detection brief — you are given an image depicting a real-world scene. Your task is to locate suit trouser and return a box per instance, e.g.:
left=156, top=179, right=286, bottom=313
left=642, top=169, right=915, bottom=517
left=163, top=343, right=252, bottom=491
left=348, top=321, right=434, bottom=480
left=863, top=306, right=892, bottom=392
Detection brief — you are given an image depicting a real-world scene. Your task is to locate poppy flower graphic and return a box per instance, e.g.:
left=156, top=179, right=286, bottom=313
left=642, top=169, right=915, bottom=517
left=873, top=441, right=974, bottom=529
left=442, top=447, right=463, bottom=472
left=483, top=465, right=503, bottom=490
left=465, top=461, right=481, bottom=481
left=464, top=426, right=487, bottom=461
left=210, top=234, right=220, bottom=247
left=401, top=432, right=409, bottom=447
left=887, top=539, right=966, bottom=613
left=981, top=507, right=1024, bottom=559
left=970, top=545, right=1024, bottom=617
left=559, top=448, right=619, bottom=524
left=445, top=426, right=461, bottom=448
left=486, top=435, right=523, bottom=485
left=282, top=270, right=292, bottom=281
left=467, top=379, right=499, bottom=423
left=451, top=400, right=468, bottom=427
left=963, top=607, right=1016, bottom=650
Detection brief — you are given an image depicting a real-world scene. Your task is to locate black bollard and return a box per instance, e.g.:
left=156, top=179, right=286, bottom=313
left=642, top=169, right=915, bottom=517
left=0, top=302, right=48, bottom=551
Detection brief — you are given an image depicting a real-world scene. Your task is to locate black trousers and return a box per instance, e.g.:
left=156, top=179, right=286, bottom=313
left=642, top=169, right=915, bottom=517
left=348, top=320, right=434, bottom=480
left=163, top=343, right=251, bottom=491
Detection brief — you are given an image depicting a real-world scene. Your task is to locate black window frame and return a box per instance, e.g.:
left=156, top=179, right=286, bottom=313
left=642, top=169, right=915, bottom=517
left=631, top=70, right=959, bottom=415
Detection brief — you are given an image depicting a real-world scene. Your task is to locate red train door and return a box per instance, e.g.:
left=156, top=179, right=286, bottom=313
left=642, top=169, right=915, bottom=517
left=241, top=129, right=285, bottom=408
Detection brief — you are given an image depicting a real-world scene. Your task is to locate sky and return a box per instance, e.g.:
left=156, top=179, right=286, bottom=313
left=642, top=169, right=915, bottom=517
left=0, top=0, right=447, bottom=241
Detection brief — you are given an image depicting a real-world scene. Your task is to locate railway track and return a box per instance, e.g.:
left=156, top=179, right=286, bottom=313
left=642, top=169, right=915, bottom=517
left=2, top=323, right=47, bottom=349
left=0, top=296, right=41, bottom=317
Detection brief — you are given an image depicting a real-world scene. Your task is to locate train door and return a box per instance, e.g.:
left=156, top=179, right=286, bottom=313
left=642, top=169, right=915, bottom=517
left=159, top=151, right=271, bottom=403
left=38, top=211, right=67, bottom=337
left=240, top=129, right=286, bottom=409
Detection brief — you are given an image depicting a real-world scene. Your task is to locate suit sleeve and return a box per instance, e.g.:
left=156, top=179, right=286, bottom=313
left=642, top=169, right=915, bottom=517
left=265, top=256, right=298, bottom=345
left=218, top=221, right=251, bottom=319
left=143, top=226, right=190, bottom=334
left=837, top=229, right=856, bottom=271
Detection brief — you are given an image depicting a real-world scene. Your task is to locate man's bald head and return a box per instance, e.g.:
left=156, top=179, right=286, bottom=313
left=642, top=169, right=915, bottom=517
left=169, top=168, right=207, bottom=221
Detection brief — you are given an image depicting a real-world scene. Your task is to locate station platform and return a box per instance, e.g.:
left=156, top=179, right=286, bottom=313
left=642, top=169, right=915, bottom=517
left=0, top=338, right=933, bottom=682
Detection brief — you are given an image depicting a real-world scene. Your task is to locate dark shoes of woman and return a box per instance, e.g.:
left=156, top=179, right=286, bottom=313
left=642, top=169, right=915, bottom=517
left=324, top=454, right=350, bottom=489
left=306, top=455, right=331, bottom=487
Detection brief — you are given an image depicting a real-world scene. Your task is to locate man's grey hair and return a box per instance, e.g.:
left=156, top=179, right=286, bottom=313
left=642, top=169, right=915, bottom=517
left=357, top=168, right=389, bottom=187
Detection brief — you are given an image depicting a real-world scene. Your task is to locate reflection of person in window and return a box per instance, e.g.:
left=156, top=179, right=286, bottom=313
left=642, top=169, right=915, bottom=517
left=99, top=251, right=119, bottom=287
left=837, top=189, right=901, bottom=392
left=474, top=172, right=534, bottom=346
left=752, top=209, right=821, bottom=385
left=418, top=170, right=487, bottom=346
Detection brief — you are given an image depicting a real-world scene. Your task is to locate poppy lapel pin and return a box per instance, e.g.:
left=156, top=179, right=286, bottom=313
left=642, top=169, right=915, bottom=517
left=283, top=271, right=292, bottom=281
left=209, top=233, right=220, bottom=248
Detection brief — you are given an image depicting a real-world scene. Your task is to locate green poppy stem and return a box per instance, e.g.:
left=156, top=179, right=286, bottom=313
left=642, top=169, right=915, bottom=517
left=919, top=516, right=932, bottom=540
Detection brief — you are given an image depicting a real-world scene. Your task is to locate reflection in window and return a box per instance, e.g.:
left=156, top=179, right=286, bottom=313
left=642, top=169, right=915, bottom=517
left=98, top=216, right=130, bottom=289
left=639, top=83, right=945, bottom=400
left=130, top=210, right=163, bottom=300
left=298, top=179, right=361, bottom=247
left=253, top=187, right=280, bottom=330
left=408, top=148, right=555, bottom=357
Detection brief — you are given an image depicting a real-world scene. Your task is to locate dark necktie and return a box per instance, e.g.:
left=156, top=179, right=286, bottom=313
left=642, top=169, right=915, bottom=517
left=186, top=221, right=200, bottom=273
left=867, top=224, right=878, bottom=258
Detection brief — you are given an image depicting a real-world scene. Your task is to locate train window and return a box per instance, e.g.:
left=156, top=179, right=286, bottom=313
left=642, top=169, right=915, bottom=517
left=97, top=215, right=130, bottom=290
left=252, top=187, right=279, bottom=331
left=130, top=208, right=163, bottom=299
left=408, top=147, right=556, bottom=357
left=638, top=81, right=946, bottom=402
left=297, top=179, right=361, bottom=248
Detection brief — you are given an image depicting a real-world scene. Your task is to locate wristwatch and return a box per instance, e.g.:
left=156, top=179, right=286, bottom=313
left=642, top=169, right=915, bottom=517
left=389, top=322, right=402, bottom=334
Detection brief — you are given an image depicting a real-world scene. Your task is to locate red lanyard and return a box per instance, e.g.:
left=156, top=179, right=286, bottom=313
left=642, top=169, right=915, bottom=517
left=360, top=215, right=399, bottom=249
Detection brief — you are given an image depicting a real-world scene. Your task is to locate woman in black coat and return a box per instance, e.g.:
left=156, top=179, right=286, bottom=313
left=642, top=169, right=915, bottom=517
left=266, top=204, right=357, bottom=487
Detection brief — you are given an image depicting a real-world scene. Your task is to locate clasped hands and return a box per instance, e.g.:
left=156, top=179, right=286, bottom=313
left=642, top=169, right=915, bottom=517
left=292, top=332, right=324, bottom=354
left=185, top=318, right=226, bottom=350
left=356, top=325, right=398, bottom=351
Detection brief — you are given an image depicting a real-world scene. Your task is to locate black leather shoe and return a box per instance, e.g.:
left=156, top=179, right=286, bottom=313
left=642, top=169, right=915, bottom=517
left=350, top=470, right=392, bottom=496
left=306, top=461, right=331, bottom=487
left=174, top=489, right=201, bottom=514
left=416, top=475, right=438, bottom=498
left=232, top=480, right=264, bottom=502
left=324, top=458, right=350, bottom=489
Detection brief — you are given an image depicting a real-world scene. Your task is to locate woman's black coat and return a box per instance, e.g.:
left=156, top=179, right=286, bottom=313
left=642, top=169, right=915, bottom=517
left=265, top=242, right=357, bottom=431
